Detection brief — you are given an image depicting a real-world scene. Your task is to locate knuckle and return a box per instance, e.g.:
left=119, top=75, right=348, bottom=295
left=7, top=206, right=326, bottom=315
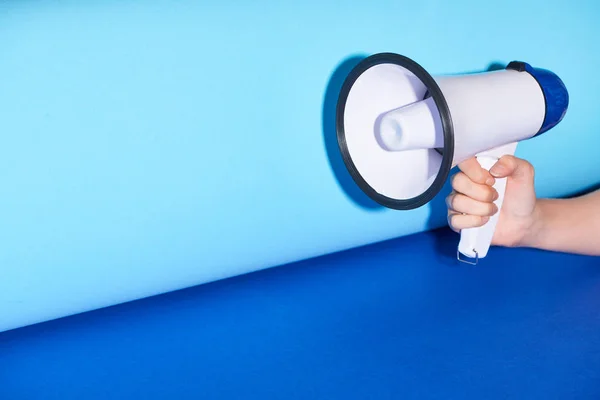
left=450, top=172, right=463, bottom=187
left=500, top=155, right=517, bottom=169
left=452, top=215, right=466, bottom=230
left=451, top=194, right=462, bottom=210
left=522, top=160, right=535, bottom=176
left=459, top=159, right=484, bottom=182
left=453, top=173, right=473, bottom=193
left=445, top=197, right=452, bottom=210
left=468, top=169, right=484, bottom=183
left=500, top=155, right=518, bottom=166
left=478, top=186, right=495, bottom=202
left=447, top=214, right=458, bottom=229
left=447, top=213, right=455, bottom=225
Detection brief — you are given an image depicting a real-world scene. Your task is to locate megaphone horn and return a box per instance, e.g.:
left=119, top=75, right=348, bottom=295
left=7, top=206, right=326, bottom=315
left=336, top=52, right=569, bottom=264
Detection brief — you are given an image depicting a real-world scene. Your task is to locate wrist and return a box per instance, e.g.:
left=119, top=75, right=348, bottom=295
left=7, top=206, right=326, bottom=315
left=516, top=200, right=547, bottom=249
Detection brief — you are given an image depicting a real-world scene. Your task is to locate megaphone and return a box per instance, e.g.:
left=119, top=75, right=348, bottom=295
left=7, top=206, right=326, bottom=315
left=336, top=52, right=568, bottom=264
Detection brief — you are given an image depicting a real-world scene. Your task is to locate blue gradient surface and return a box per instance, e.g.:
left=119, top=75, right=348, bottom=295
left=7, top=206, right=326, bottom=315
left=1, top=229, right=599, bottom=399
left=1, top=0, right=599, bottom=331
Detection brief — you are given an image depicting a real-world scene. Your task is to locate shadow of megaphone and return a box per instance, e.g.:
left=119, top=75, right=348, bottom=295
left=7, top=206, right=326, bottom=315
left=321, top=55, right=384, bottom=211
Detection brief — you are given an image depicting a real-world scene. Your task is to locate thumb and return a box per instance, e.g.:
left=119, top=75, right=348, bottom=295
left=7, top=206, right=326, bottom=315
left=489, top=155, right=535, bottom=184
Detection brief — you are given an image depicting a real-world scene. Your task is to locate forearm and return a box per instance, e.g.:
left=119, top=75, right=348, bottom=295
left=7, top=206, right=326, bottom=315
left=523, top=190, right=600, bottom=256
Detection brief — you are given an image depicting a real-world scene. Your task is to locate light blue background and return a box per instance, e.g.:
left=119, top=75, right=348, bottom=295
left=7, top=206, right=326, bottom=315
left=1, top=0, right=598, bottom=332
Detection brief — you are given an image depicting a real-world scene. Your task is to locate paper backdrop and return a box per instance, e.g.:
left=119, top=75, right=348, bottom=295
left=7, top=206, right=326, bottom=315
left=1, top=0, right=598, bottom=332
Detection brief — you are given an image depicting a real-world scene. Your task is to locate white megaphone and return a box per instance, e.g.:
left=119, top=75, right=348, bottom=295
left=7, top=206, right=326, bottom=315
left=336, top=52, right=568, bottom=264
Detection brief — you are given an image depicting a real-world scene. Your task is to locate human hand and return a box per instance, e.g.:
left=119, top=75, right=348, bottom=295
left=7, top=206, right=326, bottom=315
left=446, top=155, right=539, bottom=247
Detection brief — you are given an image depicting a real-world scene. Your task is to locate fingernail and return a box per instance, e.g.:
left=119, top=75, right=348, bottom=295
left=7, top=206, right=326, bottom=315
left=492, top=190, right=499, bottom=200
left=486, top=177, right=495, bottom=186
left=481, top=216, right=490, bottom=223
left=490, top=164, right=506, bottom=177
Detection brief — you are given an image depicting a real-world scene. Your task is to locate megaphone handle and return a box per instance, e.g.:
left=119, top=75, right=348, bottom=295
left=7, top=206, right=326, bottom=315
left=457, top=145, right=516, bottom=264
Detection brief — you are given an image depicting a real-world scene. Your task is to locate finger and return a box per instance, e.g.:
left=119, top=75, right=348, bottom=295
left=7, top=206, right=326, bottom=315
left=447, top=210, right=460, bottom=233
left=457, top=157, right=495, bottom=186
left=448, top=212, right=490, bottom=231
left=446, top=193, right=498, bottom=216
left=489, top=155, right=535, bottom=184
left=451, top=172, right=498, bottom=202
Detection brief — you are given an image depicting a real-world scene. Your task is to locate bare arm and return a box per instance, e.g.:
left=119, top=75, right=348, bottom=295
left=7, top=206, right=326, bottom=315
left=522, top=190, right=600, bottom=256
left=448, top=155, right=600, bottom=257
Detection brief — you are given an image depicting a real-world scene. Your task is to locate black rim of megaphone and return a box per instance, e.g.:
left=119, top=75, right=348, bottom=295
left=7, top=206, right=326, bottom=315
left=336, top=52, right=455, bottom=210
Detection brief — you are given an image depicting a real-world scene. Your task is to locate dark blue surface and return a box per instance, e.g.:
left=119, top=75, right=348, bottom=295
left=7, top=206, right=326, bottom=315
left=2, top=228, right=599, bottom=399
